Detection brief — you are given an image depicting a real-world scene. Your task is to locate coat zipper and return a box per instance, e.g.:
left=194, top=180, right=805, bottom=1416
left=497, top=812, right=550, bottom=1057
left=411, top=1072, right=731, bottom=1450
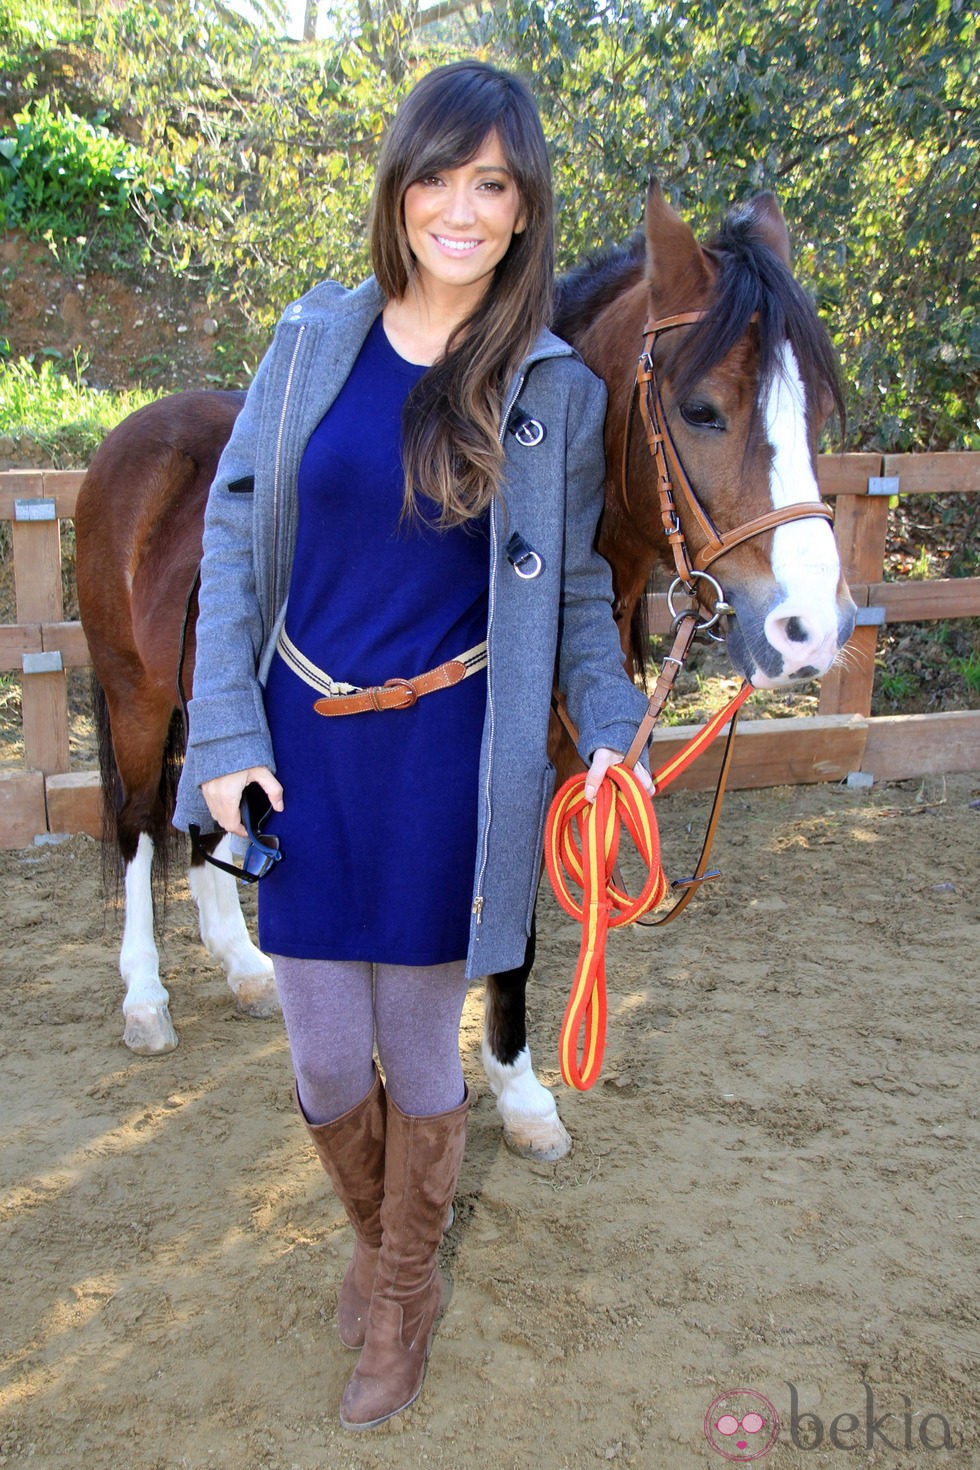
left=472, top=368, right=528, bottom=927
left=271, top=324, right=306, bottom=617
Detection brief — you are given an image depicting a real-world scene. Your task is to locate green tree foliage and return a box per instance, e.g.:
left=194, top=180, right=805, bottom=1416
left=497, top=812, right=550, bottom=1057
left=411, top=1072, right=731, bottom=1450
left=84, top=2, right=392, bottom=323
left=490, top=0, right=978, bottom=451
left=1, top=0, right=975, bottom=449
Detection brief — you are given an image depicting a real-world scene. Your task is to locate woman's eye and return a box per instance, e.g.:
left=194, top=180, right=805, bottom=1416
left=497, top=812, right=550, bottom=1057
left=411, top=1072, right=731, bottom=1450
left=680, top=400, right=725, bottom=430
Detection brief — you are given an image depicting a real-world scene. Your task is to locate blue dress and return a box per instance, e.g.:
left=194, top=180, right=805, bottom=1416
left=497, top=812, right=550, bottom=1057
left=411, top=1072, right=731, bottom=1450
left=257, top=315, right=489, bottom=964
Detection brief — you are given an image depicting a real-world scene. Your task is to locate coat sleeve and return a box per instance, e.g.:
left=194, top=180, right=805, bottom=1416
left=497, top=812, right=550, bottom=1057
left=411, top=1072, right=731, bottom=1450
left=172, top=345, right=278, bottom=832
left=555, top=365, right=651, bottom=763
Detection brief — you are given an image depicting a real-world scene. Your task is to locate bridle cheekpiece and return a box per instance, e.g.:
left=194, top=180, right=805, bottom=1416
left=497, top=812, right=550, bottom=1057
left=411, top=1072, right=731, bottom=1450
left=624, top=310, right=835, bottom=641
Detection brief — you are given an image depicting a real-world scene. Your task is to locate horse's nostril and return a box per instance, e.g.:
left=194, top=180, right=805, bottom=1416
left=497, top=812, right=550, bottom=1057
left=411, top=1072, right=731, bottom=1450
left=783, top=616, right=809, bottom=644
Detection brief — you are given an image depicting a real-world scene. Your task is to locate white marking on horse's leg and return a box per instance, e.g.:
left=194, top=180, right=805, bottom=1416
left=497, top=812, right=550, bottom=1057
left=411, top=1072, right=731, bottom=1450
left=120, top=832, right=178, bottom=1054
left=188, top=835, right=279, bottom=1018
left=481, top=1037, right=572, bottom=1161
left=757, top=343, right=849, bottom=683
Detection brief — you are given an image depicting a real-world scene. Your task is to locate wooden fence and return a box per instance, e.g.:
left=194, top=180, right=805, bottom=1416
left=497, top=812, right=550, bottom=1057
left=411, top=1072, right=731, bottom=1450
left=1, top=454, right=978, bottom=848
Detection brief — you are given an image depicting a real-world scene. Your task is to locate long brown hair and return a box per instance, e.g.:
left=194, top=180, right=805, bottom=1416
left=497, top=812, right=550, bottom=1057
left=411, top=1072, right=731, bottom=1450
left=370, top=61, right=554, bottom=525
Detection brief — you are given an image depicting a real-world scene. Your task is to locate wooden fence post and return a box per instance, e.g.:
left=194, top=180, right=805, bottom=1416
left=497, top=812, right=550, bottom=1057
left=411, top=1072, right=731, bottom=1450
left=12, top=493, right=71, bottom=775
left=819, top=476, right=891, bottom=719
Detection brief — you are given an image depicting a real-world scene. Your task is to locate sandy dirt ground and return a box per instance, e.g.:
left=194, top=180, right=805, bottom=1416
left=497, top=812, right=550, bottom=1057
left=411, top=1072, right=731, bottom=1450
left=1, top=773, right=977, bottom=1470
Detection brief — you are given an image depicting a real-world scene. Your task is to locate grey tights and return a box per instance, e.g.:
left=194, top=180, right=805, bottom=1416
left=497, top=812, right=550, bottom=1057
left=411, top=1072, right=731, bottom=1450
left=271, top=955, right=470, bottom=1124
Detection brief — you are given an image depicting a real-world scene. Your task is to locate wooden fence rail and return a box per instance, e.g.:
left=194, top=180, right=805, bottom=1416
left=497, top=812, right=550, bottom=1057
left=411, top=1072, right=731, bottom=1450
left=1, top=454, right=978, bottom=847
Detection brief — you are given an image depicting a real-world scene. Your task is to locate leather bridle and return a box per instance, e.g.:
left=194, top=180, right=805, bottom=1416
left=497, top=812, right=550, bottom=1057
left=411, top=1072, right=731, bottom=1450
left=623, top=309, right=835, bottom=635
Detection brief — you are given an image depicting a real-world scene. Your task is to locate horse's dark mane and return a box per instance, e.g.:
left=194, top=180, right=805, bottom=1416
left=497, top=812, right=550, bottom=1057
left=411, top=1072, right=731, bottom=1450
left=670, top=204, right=846, bottom=434
left=553, top=201, right=845, bottom=437
left=553, top=234, right=646, bottom=344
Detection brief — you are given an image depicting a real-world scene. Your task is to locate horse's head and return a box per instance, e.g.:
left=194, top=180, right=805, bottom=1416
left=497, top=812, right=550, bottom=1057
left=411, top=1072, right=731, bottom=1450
left=594, top=181, right=856, bottom=689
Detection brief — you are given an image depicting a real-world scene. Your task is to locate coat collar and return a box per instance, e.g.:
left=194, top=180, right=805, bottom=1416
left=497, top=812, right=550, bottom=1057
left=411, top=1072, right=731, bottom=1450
left=282, top=276, right=577, bottom=378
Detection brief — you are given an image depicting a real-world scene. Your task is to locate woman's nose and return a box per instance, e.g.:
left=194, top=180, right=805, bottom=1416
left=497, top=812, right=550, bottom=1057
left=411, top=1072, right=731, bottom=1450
left=442, top=183, right=476, bottom=226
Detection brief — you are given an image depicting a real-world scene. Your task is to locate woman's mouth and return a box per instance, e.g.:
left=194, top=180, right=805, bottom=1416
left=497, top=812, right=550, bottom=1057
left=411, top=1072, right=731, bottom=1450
left=433, top=235, right=482, bottom=254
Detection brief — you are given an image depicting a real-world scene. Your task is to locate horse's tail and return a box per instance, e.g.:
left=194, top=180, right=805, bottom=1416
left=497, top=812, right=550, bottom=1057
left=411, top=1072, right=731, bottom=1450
left=92, top=672, right=123, bottom=900
left=91, top=672, right=187, bottom=919
left=156, top=706, right=187, bottom=908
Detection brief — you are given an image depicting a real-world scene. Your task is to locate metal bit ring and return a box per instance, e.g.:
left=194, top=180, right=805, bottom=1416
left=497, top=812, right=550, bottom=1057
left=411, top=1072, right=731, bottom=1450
left=666, top=570, right=733, bottom=634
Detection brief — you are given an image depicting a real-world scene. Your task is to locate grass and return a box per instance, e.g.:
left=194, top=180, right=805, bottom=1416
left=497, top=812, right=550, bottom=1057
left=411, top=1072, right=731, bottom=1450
left=0, top=353, right=161, bottom=465
left=909, top=545, right=932, bottom=579
left=949, top=650, right=980, bottom=694
left=877, top=668, right=918, bottom=704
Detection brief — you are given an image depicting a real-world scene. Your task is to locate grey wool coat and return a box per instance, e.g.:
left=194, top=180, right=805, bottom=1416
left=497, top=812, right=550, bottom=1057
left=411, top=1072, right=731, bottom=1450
left=173, top=276, right=650, bottom=978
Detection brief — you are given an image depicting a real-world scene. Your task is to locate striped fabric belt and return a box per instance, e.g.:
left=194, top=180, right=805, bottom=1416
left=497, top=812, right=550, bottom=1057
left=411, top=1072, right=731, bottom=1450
left=276, top=627, right=488, bottom=716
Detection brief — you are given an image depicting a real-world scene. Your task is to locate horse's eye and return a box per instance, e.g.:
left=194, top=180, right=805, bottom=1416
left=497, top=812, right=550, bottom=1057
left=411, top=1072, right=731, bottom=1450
left=680, top=400, right=725, bottom=431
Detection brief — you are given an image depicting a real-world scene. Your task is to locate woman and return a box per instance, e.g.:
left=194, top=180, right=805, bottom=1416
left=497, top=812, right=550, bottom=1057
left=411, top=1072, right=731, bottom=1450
left=174, top=60, right=651, bottom=1430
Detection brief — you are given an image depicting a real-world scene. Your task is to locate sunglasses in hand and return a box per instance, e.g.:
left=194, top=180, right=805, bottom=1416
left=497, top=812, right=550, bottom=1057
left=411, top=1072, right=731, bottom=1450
left=237, top=783, right=282, bottom=881
left=194, top=782, right=282, bottom=884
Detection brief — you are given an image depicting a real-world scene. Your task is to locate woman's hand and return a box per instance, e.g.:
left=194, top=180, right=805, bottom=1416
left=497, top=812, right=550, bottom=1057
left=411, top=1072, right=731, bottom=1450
left=201, top=766, right=284, bottom=837
left=583, top=747, right=654, bottom=803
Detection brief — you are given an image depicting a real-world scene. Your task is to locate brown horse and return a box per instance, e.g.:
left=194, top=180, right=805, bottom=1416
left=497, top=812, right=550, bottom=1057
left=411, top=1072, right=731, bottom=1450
left=76, top=181, right=854, bottom=1158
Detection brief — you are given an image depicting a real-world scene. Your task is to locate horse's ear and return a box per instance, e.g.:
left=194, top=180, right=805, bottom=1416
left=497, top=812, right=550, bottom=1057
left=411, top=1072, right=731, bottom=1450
left=644, top=178, right=712, bottom=304
left=746, top=192, right=792, bottom=267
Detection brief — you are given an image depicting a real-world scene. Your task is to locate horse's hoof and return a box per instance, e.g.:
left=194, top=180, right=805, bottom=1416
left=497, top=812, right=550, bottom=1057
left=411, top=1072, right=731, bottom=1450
left=502, top=1114, right=573, bottom=1162
left=123, top=1004, right=179, bottom=1055
left=233, top=975, right=280, bottom=1019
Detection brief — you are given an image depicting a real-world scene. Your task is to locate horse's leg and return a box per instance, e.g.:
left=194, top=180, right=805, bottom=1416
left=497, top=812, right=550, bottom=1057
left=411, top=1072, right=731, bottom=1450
left=187, top=836, right=278, bottom=1017
left=120, top=830, right=178, bottom=1054
left=481, top=919, right=572, bottom=1161
left=107, top=689, right=183, bottom=1054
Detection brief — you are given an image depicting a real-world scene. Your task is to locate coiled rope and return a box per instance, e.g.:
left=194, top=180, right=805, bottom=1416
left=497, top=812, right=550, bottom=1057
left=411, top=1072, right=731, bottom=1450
left=545, top=684, right=752, bottom=1090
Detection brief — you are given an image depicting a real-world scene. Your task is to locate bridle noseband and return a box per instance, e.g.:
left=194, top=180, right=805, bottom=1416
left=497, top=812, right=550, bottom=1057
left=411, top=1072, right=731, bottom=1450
left=623, top=310, right=835, bottom=635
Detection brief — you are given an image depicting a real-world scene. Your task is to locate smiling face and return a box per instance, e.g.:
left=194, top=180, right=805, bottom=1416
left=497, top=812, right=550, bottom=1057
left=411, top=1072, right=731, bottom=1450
left=401, top=130, right=526, bottom=315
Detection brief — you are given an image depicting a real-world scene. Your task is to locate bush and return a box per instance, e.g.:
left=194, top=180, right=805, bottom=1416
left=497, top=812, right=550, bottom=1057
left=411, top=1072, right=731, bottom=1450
left=0, top=95, right=182, bottom=267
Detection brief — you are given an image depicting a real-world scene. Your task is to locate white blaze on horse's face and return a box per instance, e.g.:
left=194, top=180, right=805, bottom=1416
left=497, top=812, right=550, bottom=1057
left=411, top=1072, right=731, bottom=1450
left=750, top=342, right=851, bottom=688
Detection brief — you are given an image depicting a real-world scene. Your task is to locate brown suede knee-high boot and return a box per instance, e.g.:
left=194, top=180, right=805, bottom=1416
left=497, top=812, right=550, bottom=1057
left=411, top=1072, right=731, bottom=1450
left=339, top=1087, right=469, bottom=1430
left=300, top=1067, right=387, bottom=1350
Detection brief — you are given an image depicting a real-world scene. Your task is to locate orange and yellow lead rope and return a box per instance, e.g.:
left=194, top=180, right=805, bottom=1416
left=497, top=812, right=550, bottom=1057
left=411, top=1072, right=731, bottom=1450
left=545, top=685, right=751, bottom=1091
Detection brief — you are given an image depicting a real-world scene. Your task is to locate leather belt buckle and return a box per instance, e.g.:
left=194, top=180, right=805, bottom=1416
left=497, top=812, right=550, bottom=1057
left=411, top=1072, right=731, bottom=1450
left=379, top=678, right=418, bottom=710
